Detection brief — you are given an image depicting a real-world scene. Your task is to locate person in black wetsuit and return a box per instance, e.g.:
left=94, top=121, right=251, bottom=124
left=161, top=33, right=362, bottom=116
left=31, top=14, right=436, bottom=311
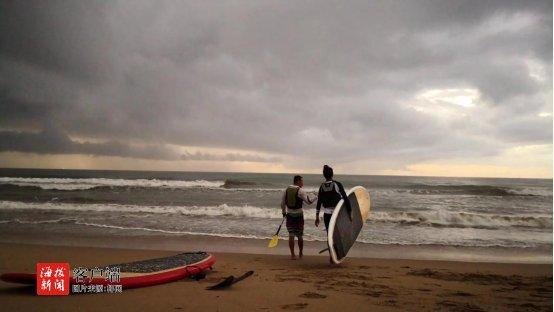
left=315, top=165, right=351, bottom=263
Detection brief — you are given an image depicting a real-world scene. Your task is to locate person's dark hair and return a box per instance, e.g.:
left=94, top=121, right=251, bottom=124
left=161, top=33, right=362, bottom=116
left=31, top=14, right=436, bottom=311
left=323, top=165, right=333, bottom=180
left=293, top=175, right=303, bottom=184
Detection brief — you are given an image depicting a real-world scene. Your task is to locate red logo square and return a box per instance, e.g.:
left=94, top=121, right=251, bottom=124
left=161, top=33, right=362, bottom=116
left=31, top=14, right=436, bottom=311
left=36, top=263, right=70, bottom=296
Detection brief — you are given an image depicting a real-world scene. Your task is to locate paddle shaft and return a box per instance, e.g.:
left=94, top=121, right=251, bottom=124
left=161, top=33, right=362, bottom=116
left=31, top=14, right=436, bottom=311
left=233, top=270, right=254, bottom=283
left=274, top=216, right=286, bottom=236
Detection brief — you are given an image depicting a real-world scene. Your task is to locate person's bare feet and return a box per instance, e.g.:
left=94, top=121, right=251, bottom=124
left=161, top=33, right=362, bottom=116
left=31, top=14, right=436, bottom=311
left=299, top=253, right=303, bottom=259
left=290, top=254, right=297, bottom=260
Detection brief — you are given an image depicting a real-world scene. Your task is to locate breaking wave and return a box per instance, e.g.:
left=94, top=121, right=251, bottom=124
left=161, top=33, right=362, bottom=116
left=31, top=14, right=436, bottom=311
left=0, top=200, right=282, bottom=219
left=0, top=179, right=320, bottom=193
left=0, top=177, right=549, bottom=198
left=0, top=177, right=224, bottom=190
left=222, top=179, right=258, bottom=188
left=0, top=218, right=549, bottom=249
left=0, top=201, right=550, bottom=230
left=404, top=184, right=550, bottom=197
left=370, top=211, right=552, bottom=229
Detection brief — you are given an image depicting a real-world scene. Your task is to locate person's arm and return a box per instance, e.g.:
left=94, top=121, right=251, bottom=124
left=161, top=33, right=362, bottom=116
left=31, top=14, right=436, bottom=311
left=298, top=188, right=316, bottom=205
left=337, top=182, right=352, bottom=215
left=315, top=185, right=322, bottom=227
left=315, top=186, right=323, bottom=215
left=280, top=190, right=287, bottom=217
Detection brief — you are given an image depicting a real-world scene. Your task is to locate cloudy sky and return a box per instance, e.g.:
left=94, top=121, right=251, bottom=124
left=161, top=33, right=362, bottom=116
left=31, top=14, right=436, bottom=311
left=0, top=0, right=552, bottom=178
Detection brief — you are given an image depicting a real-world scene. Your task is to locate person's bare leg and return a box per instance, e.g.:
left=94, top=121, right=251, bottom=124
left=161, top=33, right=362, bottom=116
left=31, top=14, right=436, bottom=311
left=289, top=236, right=296, bottom=260
left=298, top=237, right=303, bottom=259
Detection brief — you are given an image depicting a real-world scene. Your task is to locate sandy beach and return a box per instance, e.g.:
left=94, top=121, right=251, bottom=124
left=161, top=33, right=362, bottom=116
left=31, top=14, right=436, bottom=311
left=0, top=242, right=551, bottom=311
left=1, top=0, right=553, bottom=310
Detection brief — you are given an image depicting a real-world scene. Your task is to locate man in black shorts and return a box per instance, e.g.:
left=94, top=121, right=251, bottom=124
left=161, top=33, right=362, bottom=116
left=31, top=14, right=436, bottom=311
left=281, top=175, right=316, bottom=260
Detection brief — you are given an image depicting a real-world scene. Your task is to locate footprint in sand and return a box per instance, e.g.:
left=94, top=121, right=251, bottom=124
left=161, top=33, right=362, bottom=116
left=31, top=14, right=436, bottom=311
left=436, top=300, right=484, bottom=312
left=450, top=291, right=474, bottom=297
left=281, top=303, right=308, bottom=310
left=299, top=292, right=327, bottom=299
left=519, top=303, right=542, bottom=310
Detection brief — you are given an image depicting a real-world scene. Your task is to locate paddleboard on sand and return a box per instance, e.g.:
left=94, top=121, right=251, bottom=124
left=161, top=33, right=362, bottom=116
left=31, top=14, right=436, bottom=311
left=0, top=252, right=216, bottom=289
left=328, top=186, right=371, bottom=264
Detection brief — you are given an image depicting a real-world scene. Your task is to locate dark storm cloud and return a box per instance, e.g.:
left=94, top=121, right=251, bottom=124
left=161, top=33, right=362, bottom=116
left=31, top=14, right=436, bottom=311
left=0, top=0, right=551, bottom=167
left=0, top=1, right=114, bottom=82
left=0, top=128, right=177, bottom=160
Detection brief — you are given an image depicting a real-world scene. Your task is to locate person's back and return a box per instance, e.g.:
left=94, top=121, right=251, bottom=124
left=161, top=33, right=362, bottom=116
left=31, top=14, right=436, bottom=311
left=280, top=175, right=316, bottom=260
left=315, top=165, right=351, bottom=263
left=315, top=165, right=351, bottom=229
left=318, top=180, right=344, bottom=215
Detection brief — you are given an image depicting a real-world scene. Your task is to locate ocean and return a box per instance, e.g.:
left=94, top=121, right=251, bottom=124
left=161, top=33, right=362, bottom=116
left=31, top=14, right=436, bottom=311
left=0, top=168, right=551, bottom=260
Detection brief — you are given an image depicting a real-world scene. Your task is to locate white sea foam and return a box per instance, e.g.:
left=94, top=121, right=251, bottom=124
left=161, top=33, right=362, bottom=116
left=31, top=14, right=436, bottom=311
left=0, top=200, right=283, bottom=218
left=507, top=187, right=553, bottom=197
left=1, top=218, right=547, bottom=249
left=0, top=201, right=550, bottom=230
left=0, top=177, right=224, bottom=190
left=370, top=210, right=553, bottom=229
left=0, top=176, right=322, bottom=193
left=73, top=222, right=264, bottom=239
left=1, top=218, right=76, bottom=224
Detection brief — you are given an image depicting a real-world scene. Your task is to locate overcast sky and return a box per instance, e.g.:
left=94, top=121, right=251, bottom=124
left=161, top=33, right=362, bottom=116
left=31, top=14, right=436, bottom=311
left=0, top=0, right=552, bottom=178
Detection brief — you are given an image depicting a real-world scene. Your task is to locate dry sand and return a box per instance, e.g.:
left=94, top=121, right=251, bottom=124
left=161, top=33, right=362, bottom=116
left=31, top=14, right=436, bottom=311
left=0, top=242, right=551, bottom=311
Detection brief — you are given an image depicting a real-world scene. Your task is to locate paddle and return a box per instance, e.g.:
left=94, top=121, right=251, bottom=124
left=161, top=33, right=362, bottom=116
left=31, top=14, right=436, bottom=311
left=206, top=276, right=234, bottom=290
left=268, top=216, right=286, bottom=248
left=206, top=271, right=254, bottom=290
left=231, top=270, right=254, bottom=284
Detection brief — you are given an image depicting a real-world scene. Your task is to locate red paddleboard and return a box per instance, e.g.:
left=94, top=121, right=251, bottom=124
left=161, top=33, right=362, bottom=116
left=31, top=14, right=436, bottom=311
left=0, top=252, right=215, bottom=290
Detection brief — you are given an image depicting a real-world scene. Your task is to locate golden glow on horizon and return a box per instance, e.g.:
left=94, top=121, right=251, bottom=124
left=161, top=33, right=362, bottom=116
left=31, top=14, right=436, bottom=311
left=379, top=164, right=551, bottom=179
left=0, top=146, right=551, bottom=179
left=377, top=144, right=552, bottom=178
left=0, top=152, right=289, bottom=173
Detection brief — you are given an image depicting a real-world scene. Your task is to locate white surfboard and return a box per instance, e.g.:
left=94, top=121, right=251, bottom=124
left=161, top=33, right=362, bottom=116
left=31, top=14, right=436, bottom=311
left=327, top=186, right=371, bottom=264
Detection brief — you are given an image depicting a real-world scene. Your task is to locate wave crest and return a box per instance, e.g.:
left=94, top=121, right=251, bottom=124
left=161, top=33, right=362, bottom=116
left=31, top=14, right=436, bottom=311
left=405, top=184, right=548, bottom=196
left=370, top=211, right=552, bottom=229
left=0, top=201, right=550, bottom=230
left=0, top=177, right=224, bottom=190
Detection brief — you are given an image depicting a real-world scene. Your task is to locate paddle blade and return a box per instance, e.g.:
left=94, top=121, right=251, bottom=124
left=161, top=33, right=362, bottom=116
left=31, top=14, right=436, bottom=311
left=206, top=276, right=234, bottom=290
left=268, top=235, right=279, bottom=248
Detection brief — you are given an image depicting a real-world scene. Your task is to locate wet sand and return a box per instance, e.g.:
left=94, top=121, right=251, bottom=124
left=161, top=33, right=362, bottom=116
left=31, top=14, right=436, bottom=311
left=0, top=242, right=551, bottom=311
left=0, top=228, right=550, bottom=264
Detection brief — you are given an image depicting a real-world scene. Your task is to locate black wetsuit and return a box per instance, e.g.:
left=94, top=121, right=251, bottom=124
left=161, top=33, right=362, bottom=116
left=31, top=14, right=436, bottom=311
left=316, top=180, right=351, bottom=231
